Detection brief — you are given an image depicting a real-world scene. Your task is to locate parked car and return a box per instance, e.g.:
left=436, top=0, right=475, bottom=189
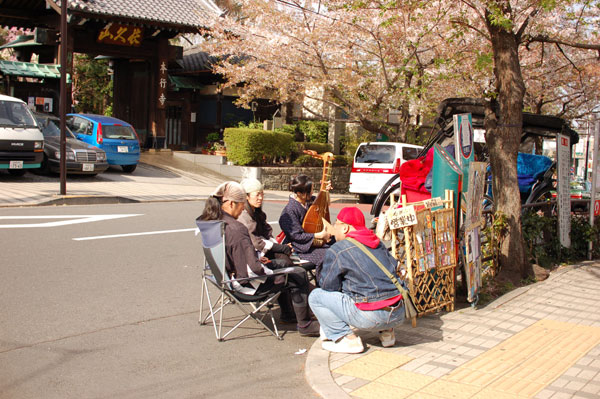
left=549, top=179, right=591, bottom=212
left=32, top=112, right=108, bottom=175
left=349, top=141, right=423, bottom=203
left=66, top=114, right=140, bottom=173
left=0, top=94, right=44, bottom=176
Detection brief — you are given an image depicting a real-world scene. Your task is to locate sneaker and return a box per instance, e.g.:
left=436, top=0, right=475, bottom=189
left=319, top=326, right=330, bottom=341
left=321, top=335, right=364, bottom=354
left=298, top=320, right=320, bottom=337
left=379, top=329, right=395, bottom=347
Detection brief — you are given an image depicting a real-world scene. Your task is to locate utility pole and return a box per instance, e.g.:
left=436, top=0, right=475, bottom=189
left=59, top=0, right=68, bottom=195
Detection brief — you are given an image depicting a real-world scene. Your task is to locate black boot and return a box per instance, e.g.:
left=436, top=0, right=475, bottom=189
left=293, top=293, right=320, bottom=337
left=278, top=289, right=296, bottom=323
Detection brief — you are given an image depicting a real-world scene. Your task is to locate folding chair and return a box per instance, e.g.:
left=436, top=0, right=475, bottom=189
left=196, top=220, right=305, bottom=341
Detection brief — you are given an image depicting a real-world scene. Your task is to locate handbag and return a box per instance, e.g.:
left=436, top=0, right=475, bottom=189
left=347, top=238, right=418, bottom=325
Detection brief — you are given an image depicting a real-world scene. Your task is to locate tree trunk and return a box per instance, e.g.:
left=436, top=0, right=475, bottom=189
left=485, top=12, right=534, bottom=281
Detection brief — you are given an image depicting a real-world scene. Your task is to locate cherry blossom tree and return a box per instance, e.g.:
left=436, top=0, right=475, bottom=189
left=204, top=0, right=600, bottom=281
left=202, top=0, right=460, bottom=141
left=444, top=0, right=600, bottom=280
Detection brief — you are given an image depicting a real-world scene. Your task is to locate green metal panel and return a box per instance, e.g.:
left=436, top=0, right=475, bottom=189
left=0, top=61, right=60, bottom=79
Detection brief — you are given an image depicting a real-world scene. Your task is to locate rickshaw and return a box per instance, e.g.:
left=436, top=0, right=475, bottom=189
left=370, top=97, right=579, bottom=218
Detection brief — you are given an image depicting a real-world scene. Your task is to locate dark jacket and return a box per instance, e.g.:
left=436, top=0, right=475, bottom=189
left=222, top=212, right=265, bottom=279
left=319, top=239, right=405, bottom=303
left=238, top=202, right=272, bottom=252
left=279, top=195, right=315, bottom=253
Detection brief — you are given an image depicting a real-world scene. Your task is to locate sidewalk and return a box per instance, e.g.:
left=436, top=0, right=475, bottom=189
left=0, top=151, right=356, bottom=207
left=306, top=262, right=600, bottom=399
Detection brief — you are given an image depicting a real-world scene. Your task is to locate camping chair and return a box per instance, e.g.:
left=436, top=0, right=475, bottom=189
left=196, top=220, right=305, bottom=341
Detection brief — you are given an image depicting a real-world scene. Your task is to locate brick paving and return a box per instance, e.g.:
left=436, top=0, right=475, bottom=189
left=306, top=263, right=600, bottom=399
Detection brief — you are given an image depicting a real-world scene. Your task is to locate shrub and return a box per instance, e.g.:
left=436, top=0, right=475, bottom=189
left=521, top=210, right=600, bottom=267
left=294, top=142, right=333, bottom=154
left=292, top=154, right=322, bottom=167
left=206, top=132, right=220, bottom=142
left=274, top=124, right=297, bottom=136
left=297, top=120, right=329, bottom=143
left=332, top=154, right=351, bottom=167
left=224, top=128, right=294, bottom=166
left=236, top=121, right=263, bottom=130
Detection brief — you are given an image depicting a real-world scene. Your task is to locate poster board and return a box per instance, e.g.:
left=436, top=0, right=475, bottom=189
left=389, top=191, right=457, bottom=316
left=463, top=162, right=487, bottom=303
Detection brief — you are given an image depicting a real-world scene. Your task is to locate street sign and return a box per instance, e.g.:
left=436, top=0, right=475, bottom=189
left=557, top=134, right=571, bottom=248
left=595, top=200, right=600, bottom=217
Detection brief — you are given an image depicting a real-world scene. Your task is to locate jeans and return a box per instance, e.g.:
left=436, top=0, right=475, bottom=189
left=309, top=288, right=405, bottom=342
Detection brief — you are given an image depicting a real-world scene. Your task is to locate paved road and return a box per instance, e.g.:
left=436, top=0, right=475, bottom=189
left=0, top=201, right=333, bottom=399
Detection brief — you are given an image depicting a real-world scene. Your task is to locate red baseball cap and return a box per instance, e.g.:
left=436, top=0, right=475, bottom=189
left=336, top=207, right=368, bottom=230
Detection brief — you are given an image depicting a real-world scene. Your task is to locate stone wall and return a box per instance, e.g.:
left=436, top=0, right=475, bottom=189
left=260, top=166, right=351, bottom=193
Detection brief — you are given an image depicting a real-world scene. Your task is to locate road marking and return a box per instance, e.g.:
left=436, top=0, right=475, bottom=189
left=73, top=220, right=279, bottom=241
left=73, top=228, right=196, bottom=241
left=0, top=214, right=141, bottom=228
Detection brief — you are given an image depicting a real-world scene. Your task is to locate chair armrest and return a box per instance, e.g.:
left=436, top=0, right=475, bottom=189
left=223, top=266, right=306, bottom=284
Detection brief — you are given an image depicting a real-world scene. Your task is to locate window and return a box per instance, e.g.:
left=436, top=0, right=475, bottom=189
left=102, top=125, right=136, bottom=140
left=355, top=145, right=396, bottom=163
left=402, top=147, right=420, bottom=161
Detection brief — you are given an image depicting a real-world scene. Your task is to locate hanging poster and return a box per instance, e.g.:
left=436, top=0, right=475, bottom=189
left=462, top=163, right=487, bottom=303
left=465, top=227, right=482, bottom=302
left=433, top=208, right=456, bottom=268
left=412, top=209, right=436, bottom=272
left=453, top=113, right=474, bottom=193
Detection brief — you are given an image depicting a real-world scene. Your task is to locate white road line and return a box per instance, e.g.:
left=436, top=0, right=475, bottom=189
left=73, top=221, right=280, bottom=241
left=0, top=214, right=141, bottom=228
left=73, top=228, right=196, bottom=241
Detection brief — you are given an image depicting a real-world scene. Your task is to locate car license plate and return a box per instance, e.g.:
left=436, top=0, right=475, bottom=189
left=117, top=146, right=129, bottom=153
left=82, top=163, right=94, bottom=172
left=9, top=161, right=23, bottom=169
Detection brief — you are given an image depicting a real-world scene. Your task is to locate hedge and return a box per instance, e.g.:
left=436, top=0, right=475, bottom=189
left=224, top=128, right=294, bottom=166
left=294, top=142, right=333, bottom=154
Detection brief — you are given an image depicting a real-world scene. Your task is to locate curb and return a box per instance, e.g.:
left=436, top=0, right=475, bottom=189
left=305, top=338, right=352, bottom=399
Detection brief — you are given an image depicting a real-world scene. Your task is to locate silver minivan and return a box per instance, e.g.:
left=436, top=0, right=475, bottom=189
left=349, top=142, right=423, bottom=202
left=0, top=94, right=44, bottom=176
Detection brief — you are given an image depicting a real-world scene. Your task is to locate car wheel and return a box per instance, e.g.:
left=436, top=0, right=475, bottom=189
left=40, top=154, right=52, bottom=175
left=8, top=169, right=26, bottom=177
left=122, top=164, right=137, bottom=173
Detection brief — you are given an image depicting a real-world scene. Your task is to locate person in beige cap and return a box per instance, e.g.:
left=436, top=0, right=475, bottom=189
left=197, top=181, right=320, bottom=336
left=238, top=178, right=318, bottom=335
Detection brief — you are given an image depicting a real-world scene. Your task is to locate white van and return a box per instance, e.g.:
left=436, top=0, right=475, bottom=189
left=0, top=94, right=44, bottom=176
left=349, top=142, right=423, bottom=202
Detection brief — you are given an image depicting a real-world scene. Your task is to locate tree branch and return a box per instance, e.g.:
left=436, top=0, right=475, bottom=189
left=527, top=35, right=600, bottom=52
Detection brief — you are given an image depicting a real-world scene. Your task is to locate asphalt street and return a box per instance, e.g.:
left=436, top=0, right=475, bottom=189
left=0, top=200, right=346, bottom=399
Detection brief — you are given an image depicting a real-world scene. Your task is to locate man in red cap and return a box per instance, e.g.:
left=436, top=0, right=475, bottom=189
left=308, top=206, right=407, bottom=353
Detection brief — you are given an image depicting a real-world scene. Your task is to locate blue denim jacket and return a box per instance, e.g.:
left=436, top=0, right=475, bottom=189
left=318, top=238, right=405, bottom=303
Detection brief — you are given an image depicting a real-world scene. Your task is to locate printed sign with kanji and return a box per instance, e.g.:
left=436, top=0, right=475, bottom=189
left=387, top=205, right=417, bottom=229
left=97, top=24, right=144, bottom=47
left=157, top=59, right=168, bottom=109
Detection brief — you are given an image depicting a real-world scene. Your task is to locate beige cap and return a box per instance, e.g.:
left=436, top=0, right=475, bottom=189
left=211, top=182, right=246, bottom=202
left=240, top=178, right=263, bottom=194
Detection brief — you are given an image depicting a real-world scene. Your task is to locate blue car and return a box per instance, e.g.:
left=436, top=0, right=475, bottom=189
left=67, top=114, right=140, bottom=173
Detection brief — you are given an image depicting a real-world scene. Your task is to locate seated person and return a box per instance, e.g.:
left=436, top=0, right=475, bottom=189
left=238, top=178, right=294, bottom=264
left=278, top=174, right=332, bottom=279
left=309, top=207, right=407, bottom=353
left=197, top=181, right=319, bottom=336
left=238, top=177, right=311, bottom=324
